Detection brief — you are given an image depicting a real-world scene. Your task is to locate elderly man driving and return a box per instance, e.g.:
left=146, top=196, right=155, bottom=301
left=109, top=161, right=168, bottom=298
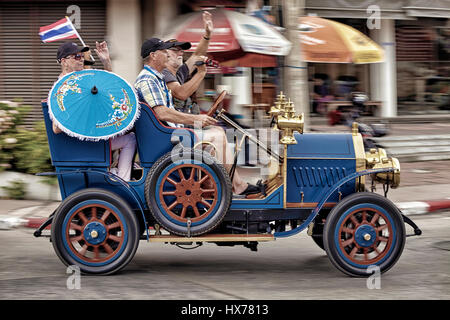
left=134, top=38, right=259, bottom=195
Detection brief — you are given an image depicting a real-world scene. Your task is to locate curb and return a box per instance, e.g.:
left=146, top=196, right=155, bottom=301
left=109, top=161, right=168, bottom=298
left=3, top=199, right=448, bottom=231
left=24, top=217, right=51, bottom=230
left=396, top=200, right=450, bottom=216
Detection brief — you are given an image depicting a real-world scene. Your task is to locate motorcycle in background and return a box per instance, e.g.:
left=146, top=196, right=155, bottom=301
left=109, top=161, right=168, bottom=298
left=327, top=92, right=389, bottom=151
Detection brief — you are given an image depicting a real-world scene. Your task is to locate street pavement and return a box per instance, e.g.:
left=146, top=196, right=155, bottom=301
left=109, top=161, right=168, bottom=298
left=1, top=210, right=449, bottom=300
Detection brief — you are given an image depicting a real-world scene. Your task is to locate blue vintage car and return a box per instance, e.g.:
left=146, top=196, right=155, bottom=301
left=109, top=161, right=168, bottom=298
left=35, top=90, right=421, bottom=276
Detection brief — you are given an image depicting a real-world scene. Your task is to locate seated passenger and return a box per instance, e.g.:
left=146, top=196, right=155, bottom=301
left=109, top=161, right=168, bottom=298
left=51, top=41, right=136, bottom=181
left=162, top=11, right=213, bottom=117
left=134, top=38, right=260, bottom=195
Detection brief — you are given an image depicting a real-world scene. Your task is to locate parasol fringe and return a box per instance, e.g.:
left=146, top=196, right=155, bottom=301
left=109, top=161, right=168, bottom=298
left=48, top=105, right=140, bottom=142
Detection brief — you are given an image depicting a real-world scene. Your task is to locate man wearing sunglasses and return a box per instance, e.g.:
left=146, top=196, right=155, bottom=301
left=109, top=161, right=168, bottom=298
left=135, top=38, right=260, bottom=196
left=51, top=41, right=136, bottom=182
left=162, top=11, right=214, bottom=116
left=56, top=42, right=88, bottom=79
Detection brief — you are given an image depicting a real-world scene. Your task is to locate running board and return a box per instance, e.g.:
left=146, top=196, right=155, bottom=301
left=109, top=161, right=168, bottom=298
left=147, top=234, right=275, bottom=243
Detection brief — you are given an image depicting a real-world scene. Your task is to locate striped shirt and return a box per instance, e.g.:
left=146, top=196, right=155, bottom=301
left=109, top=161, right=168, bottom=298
left=134, top=65, right=180, bottom=127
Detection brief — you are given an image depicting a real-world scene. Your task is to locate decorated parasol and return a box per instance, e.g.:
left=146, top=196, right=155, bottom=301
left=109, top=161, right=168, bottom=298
left=48, top=70, right=139, bottom=141
left=299, top=16, right=384, bottom=64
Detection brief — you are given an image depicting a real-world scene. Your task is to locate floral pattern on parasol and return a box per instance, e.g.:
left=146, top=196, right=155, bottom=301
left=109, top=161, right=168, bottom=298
left=48, top=70, right=140, bottom=141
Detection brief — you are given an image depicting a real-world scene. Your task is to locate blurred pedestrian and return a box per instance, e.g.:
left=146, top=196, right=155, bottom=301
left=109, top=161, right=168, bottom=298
left=51, top=41, right=136, bottom=181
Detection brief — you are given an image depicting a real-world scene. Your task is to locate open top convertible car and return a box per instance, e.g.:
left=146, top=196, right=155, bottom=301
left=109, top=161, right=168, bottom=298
left=35, top=78, right=421, bottom=276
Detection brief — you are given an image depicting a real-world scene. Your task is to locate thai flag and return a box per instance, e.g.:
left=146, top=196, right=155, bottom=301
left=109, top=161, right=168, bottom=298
left=39, top=17, right=78, bottom=43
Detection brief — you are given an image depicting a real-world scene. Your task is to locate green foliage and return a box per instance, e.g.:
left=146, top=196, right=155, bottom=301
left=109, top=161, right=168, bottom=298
left=0, top=102, right=30, bottom=170
left=13, top=121, right=53, bottom=174
left=0, top=102, right=53, bottom=180
left=1, top=180, right=26, bottom=200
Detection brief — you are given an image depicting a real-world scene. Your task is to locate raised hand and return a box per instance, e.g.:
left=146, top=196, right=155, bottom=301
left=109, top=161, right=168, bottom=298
left=203, top=11, right=213, bottom=37
left=94, top=41, right=112, bottom=71
left=95, top=41, right=110, bottom=61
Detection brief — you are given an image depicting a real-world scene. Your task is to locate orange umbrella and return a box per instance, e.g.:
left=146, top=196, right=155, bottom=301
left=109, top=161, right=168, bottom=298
left=220, top=52, right=277, bottom=68
left=299, top=16, right=384, bottom=64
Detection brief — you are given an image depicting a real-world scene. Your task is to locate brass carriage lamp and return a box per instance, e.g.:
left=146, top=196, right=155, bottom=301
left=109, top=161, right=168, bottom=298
left=269, top=91, right=287, bottom=117
left=365, top=147, right=401, bottom=188
left=276, top=98, right=304, bottom=145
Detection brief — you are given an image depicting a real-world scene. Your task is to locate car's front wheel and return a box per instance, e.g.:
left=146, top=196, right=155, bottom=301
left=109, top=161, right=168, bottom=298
left=323, top=192, right=406, bottom=277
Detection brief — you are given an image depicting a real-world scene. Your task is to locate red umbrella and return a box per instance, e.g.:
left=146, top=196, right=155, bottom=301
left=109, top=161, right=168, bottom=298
left=163, top=8, right=291, bottom=64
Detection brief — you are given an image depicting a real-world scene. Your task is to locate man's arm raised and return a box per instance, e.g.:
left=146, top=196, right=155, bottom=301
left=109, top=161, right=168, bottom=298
left=95, top=41, right=112, bottom=72
left=185, top=11, right=213, bottom=73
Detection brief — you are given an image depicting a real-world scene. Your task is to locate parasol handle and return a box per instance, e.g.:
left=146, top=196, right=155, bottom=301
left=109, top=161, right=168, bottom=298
left=91, top=86, right=98, bottom=94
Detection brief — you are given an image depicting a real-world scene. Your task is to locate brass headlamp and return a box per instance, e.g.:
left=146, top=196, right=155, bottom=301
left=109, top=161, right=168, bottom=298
left=365, top=147, right=401, bottom=188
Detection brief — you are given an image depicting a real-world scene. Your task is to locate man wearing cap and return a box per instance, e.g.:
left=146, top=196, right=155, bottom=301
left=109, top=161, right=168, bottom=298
left=135, top=38, right=260, bottom=196
left=51, top=41, right=136, bottom=182
left=55, top=41, right=89, bottom=80
left=163, top=40, right=207, bottom=116
left=162, top=11, right=213, bottom=115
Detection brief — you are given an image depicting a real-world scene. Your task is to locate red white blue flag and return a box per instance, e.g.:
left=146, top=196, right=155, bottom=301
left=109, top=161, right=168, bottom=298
left=39, top=17, right=79, bottom=43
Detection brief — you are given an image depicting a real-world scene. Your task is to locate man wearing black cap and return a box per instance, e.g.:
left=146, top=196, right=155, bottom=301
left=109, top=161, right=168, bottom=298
left=162, top=11, right=214, bottom=115
left=135, top=38, right=215, bottom=128
left=56, top=41, right=89, bottom=78
left=53, top=41, right=90, bottom=134
left=163, top=40, right=207, bottom=117
left=51, top=41, right=136, bottom=181
left=135, top=38, right=260, bottom=195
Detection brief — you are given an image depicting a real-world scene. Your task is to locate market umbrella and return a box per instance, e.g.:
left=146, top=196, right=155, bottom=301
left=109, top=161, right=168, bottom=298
left=298, top=16, right=384, bottom=64
left=48, top=70, right=139, bottom=141
left=162, top=8, right=291, bottom=63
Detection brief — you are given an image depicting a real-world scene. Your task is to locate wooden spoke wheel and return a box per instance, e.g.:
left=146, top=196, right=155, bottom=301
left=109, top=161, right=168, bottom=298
left=336, top=207, right=394, bottom=265
left=323, top=192, right=406, bottom=277
left=51, top=188, right=140, bottom=275
left=64, top=204, right=125, bottom=264
left=159, top=164, right=219, bottom=223
left=146, top=149, right=232, bottom=236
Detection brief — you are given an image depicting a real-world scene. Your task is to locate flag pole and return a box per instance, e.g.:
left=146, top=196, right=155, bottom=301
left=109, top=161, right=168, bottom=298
left=65, top=16, right=95, bottom=62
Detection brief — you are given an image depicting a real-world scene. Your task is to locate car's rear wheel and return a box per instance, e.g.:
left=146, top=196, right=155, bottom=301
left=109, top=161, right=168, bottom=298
left=145, top=148, right=232, bottom=236
left=51, top=188, right=140, bottom=275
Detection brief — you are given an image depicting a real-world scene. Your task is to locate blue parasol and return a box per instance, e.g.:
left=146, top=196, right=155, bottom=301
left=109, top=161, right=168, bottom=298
left=48, top=70, right=139, bottom=141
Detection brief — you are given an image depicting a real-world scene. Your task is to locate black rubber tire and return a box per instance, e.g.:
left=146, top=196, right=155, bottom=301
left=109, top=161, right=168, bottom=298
left=51, top=188, right=140, bottom=275
left=145, top=148, right=232, bottom=236
left=311, top=223, right=325, bottom=251
left=310, top=211, right=329, bottom=251
left=323, top=192, right=406, bottom=277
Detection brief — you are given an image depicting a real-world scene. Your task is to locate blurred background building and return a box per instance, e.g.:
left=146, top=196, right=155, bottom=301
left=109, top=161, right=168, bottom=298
left=305, top=0, right=450, bottom=118
left=0, top=0, right=449, bottom=125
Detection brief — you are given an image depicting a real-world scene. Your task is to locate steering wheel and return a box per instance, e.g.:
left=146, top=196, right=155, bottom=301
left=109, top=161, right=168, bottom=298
left=206, top=90, right=227, bottom=118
